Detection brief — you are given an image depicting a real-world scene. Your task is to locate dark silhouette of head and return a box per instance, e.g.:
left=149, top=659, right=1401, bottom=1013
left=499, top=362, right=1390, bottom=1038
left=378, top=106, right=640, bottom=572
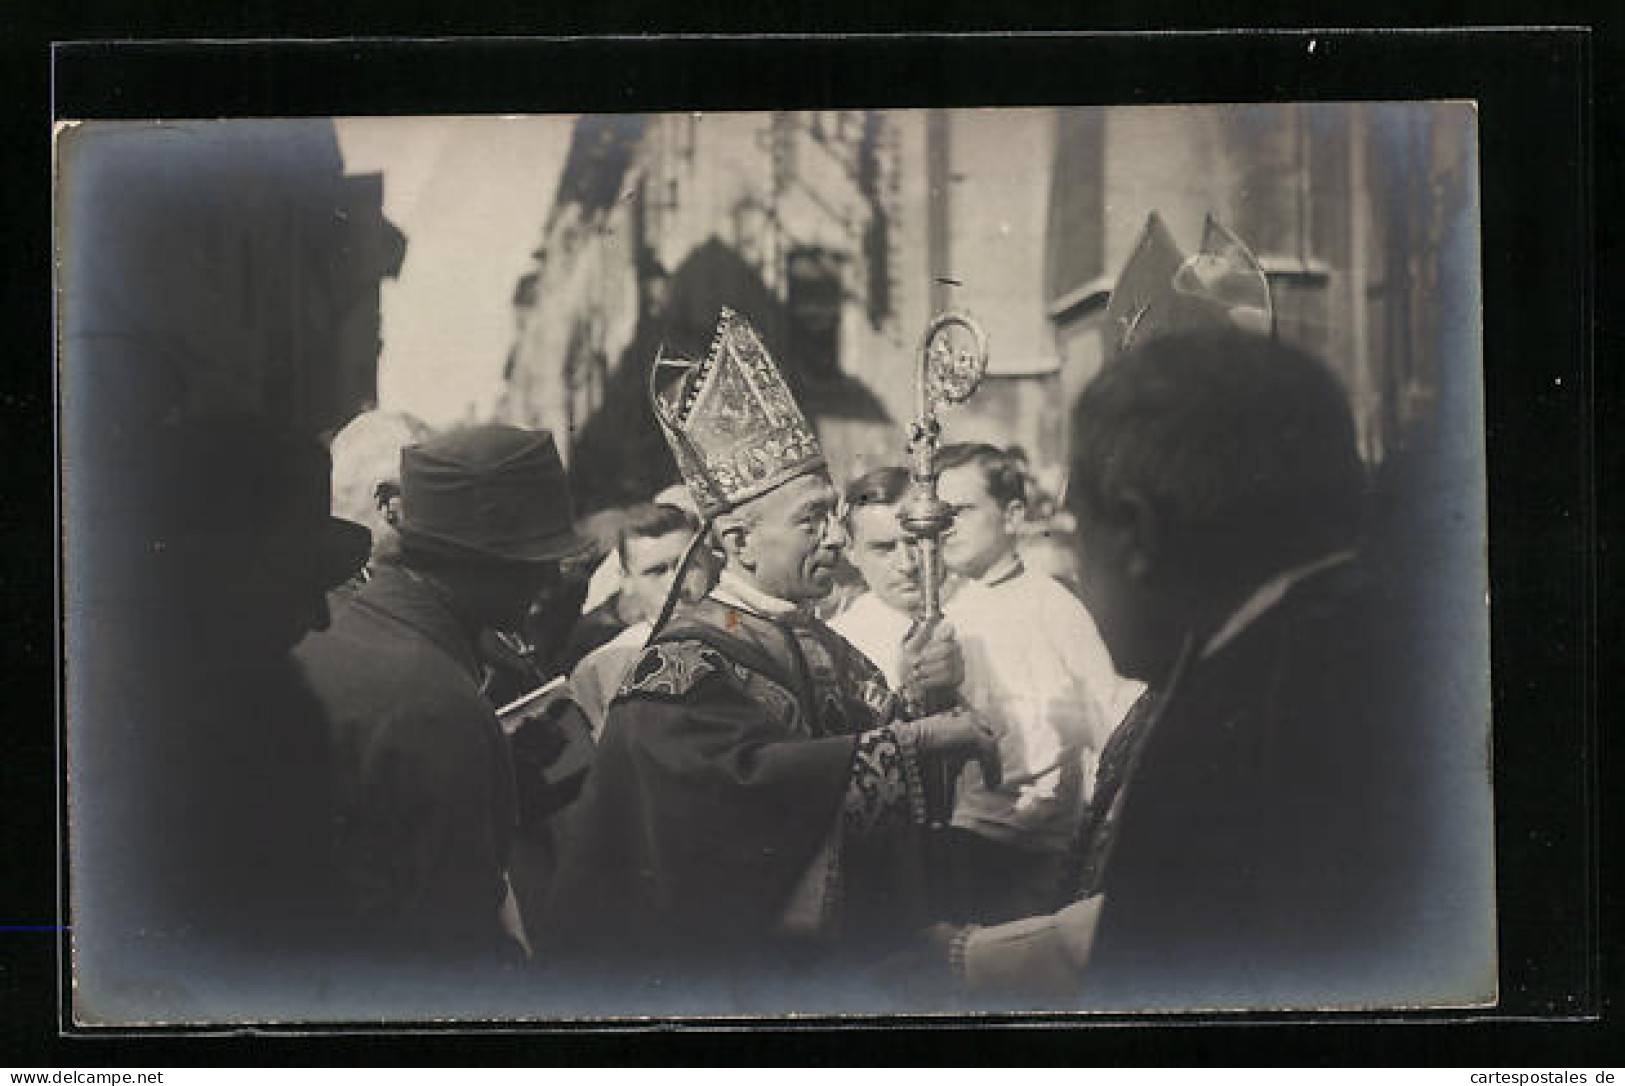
left=1066, top=329, right=1366, bottom=682
left=88, top=413, right=371, bottom=661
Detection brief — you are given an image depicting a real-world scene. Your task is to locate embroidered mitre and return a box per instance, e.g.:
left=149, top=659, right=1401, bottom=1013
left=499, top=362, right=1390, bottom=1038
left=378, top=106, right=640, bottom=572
left=650, top=307, right=826, bottom=517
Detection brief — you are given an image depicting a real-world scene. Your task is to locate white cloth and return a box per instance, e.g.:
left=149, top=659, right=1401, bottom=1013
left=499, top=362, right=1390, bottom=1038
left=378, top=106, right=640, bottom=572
left=712, top=567, right=802, bottom=618
left=827, top=591, right=915, bottom=689
left=963, top=895, right=1104, bottom=1000
left=569, top=620, right=653, bottom=739
left=944, top=554, right=1143, bottom=852
left=580, top=551, right=624, bottom=616
left=827, top=577, right=971, bottom=690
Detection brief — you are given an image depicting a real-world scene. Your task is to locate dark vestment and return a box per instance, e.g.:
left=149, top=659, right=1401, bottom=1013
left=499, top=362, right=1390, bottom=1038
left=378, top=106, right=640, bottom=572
left=70, top=614, right=343, bottom=1019
left=1069, top=560, right=1435, bottom=1009
left=294, top=565, right=520, bottom=965
left=538, top=595, right=927, bottom=1008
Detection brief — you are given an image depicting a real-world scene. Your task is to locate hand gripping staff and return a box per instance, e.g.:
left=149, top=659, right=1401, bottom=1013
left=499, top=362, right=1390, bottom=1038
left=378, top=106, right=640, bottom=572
left=898, top=305, right=991, bottom=827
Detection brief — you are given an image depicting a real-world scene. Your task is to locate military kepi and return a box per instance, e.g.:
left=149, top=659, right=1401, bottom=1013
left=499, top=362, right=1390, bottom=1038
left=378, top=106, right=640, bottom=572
left=650, top=307, right=826, bottom=518
left=395, top=425, right=592, bottom=563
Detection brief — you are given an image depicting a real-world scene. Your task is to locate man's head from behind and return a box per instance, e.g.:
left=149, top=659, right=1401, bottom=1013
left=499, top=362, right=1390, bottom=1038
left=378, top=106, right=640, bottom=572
left=1066, top=329, right=1366, bottom=683
left=843, top=466, right=935, bottom=615
left=937, top=443, right=1027, bottom=580
left=713, top=470, right=847, bottom=603
left=616, top=500, right=705, bottom=622
left=329, top=409, right=433, bottom=565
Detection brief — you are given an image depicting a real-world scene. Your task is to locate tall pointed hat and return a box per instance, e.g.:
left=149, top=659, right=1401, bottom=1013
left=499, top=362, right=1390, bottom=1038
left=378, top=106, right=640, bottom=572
left=1105, top=212, right=1274, bottom=358
left=649, top=307, right=826, bottom=518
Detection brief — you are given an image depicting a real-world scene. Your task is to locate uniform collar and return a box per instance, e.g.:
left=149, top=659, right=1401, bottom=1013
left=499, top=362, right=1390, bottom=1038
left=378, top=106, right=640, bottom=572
left=1201, top=549, right=1359, bottom=659
left=355, top=563, right=485, bottom=680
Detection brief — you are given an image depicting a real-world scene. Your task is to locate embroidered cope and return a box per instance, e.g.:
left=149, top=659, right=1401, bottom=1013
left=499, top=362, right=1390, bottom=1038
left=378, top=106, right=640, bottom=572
left=538, top=591, right=930, bottom=988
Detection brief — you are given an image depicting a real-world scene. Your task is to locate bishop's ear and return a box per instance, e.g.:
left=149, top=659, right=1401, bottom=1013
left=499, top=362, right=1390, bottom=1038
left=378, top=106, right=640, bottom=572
left=712, top=517, right=754, bottom=571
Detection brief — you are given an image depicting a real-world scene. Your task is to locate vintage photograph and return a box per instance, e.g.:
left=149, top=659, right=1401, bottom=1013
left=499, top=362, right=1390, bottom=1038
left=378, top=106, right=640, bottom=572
left=57, top=102, right=1495, bottom=1023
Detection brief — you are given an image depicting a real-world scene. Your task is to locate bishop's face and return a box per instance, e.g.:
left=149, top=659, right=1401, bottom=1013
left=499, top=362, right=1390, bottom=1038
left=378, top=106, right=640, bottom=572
left=729, top=471, right=848, bottom=602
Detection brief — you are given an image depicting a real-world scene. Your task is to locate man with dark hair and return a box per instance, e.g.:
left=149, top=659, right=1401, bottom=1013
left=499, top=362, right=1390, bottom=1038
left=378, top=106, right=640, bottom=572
left=932, top=442, right=1140, bottom=924
left=927, top=329, right=1441, bottom=1009
left=829, top=466, right=960, bottom=697
left=569, top=499, right=720, bottom=736
left=616, top=501, right=704, bottom=619
left=559, top=499, right=706, bottom=676
left=296, top=425, right=591, bottom=969
left=937, top=443, right=1029, bottom=532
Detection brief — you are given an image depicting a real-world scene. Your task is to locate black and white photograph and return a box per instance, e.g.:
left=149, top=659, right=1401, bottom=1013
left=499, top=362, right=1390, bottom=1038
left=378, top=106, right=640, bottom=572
left=57, top=98, right=1498, bottom=1024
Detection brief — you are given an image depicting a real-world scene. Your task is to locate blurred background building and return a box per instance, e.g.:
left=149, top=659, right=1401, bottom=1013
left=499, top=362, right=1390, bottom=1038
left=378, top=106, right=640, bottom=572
left=496, top=104, right=1478, bottom=516
left=55, top=104, right=1479, bottom=524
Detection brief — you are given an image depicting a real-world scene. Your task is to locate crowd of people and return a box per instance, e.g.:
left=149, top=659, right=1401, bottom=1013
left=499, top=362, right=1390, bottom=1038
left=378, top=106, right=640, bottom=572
left=69, top=220, right=1443, bottom=1020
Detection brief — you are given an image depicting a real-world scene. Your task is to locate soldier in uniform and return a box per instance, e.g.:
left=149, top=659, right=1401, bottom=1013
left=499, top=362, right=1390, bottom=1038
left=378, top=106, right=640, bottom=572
left=538, top=309, right=997, bottom=1011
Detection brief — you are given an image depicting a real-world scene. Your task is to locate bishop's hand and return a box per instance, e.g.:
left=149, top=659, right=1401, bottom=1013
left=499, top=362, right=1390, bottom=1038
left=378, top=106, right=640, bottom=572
left=903, top=705, right=1003, bottom=790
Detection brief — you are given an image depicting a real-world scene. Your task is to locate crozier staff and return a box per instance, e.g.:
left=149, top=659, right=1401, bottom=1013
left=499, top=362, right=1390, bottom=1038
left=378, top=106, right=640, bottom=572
left=893, top=309, right=995, bottom=823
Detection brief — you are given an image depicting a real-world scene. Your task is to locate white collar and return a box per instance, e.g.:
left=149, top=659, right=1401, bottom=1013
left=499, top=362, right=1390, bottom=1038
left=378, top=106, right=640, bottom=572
left=713, top=568, right=803, bottom=618
left=965, top=550, right=1024, bottom=590
left=1201, top=549, right=1359, bottom=659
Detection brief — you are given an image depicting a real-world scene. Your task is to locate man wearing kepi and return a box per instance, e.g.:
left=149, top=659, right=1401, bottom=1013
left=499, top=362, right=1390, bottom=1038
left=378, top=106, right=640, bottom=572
left=297, top=425, right=592, bottom=973
left=540, top=309, right=996, bottom=1007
